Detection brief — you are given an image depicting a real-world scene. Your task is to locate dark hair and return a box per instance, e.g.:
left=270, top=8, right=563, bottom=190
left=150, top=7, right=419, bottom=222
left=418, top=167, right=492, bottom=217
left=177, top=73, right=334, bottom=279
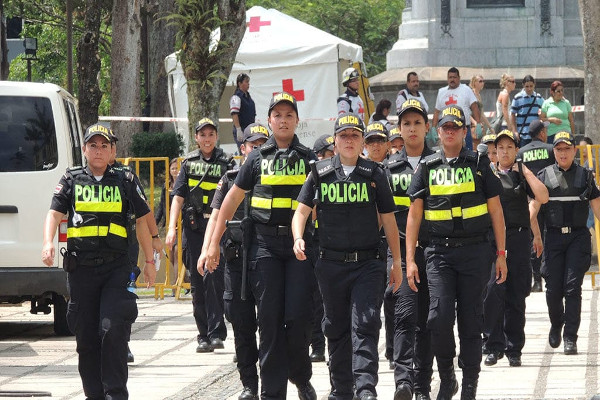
left=407, top=71, right=418, bottom=82
left=522, top=75, right=535, bottom=84
left=375, top=99, right=392, bottom=115
left=550, top=80, right=563, bottom=92
left=168, top=158, right=179, bottom=188
left=581, top=136, right=593, bottom=145
left=236, top=73, right=249, bottom=87
left=448, top=67, right=460, bottom=76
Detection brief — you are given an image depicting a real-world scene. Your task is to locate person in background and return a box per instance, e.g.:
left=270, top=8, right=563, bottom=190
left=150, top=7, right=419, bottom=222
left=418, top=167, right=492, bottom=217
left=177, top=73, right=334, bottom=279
left=369, top=99, right=392, bottom=129
left=396, top=72, right=429, bottom=113
left=510, top=75, right=544, bottom=147
left=389, top=126, right=404, bottom=155
left=469, top=75, right=493, bottom=148
left=541, top=80, right=575, bottom=143
left=495, top=74, right=516, bottom=134
left=480, top=133, right=498, bottom=165
left=338, top=67, right=365, bottom=119
left=230, top=73, right=257, bottom=149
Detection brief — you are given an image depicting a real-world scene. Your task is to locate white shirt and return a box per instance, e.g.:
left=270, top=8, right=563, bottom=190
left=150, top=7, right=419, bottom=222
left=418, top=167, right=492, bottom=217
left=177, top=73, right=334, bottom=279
left=396, top=89, right=429, bottom=112
left=435, top=84, right=478, bottom=126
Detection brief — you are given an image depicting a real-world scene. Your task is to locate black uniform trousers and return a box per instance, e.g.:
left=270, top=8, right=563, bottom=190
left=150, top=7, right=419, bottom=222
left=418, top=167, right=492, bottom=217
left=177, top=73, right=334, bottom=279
left=310, top=237, right=326, bottom=354
left=381, top=240, right=394, bottom=362
left=542, top=227, right=591, bottom=341
left=425, top=240, right=491, bottom=383
left=184, top=226, right=227, bottom=342
left=66, top=256, right=137, bottom=400
left=250, top=233, right=315, bottom=400
left=316, top=257, right=386, bottom=400
left=390, top=244, right=433, bottom=394
left=530, top=213, right=546, bottom=283
left=223, top=253, right=259, bottom=393
left=483, top=228, right=532, bottom=357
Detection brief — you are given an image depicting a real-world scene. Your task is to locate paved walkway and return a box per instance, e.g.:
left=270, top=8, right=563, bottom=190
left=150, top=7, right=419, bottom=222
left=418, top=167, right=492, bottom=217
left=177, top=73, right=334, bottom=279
left=1, top=276, right=600, bottom=399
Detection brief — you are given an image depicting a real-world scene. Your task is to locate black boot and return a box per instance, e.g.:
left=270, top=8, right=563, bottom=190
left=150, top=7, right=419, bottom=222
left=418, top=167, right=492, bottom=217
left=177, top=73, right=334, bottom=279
left=460, top=380, right=477, bottom=400
left=436, top=371, right=458, bottom=400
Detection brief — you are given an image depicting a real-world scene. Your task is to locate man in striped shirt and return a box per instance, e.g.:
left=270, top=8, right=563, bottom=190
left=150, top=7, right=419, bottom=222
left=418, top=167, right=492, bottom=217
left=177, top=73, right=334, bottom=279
left=510, top=75, right=544, bottom=147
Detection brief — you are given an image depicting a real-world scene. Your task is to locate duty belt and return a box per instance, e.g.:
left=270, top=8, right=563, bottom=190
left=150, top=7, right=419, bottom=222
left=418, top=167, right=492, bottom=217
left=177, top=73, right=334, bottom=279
left=319, top=248, right=380, bottom=263
left=547, top=226, right=585, bottom=234
left=254, top=223, right=292, bottom=237
left=77, top=253, right=123, bottom=267
left=430, top=236, right=485, bottom=248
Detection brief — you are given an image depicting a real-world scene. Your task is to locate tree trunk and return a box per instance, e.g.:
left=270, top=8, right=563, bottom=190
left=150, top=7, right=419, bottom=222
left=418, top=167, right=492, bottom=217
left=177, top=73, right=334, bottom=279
left=578, top=0, right=600, bottom=144
left=178, top=0, right=246, bottom=150
left=0, top=0, right=8, bottom=80
left=147, top=0, right=176, bottom=134
left=76, top=0, right=103, bottom=130
left=110, top=0, right=143, bottom=156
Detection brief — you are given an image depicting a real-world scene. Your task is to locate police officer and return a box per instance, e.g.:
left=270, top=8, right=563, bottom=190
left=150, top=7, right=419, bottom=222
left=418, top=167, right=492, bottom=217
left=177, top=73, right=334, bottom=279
left=337, top=67, right=365, bottom=119
left=203, top=92, right=318, bottom=400
left=364, top=121, right=390, bottom=163
left=517, top=119, right=556, bottom=292
left=386, top=99, right=435, bottom=400
left=198, top=123, right=269, bottom=400
left=530, top=131, right=600, bottom=356
left=389, top=126, right=404, bottom=155
left=42, top=124, right=156, bottom=399
left=292, top=112, right=402, bottom=400
left=482, top=130, right=548, bottom=368
left=165, top=118, right=233, bottom=353
left=479, top=133, right=498, bottom=165
left=406, top=105, right=507, bottom=400
left=230, top=73, right=257, bottom=149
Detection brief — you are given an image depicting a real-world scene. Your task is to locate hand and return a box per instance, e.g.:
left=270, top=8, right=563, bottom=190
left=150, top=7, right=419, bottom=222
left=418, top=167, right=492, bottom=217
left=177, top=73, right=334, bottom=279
left=549, top=117, right=562, bottom=125
left=144, top=262, right=157, bottom=287
left=41, top=242, right=55, bottom=267
left=495, top=256, right=508, bottom=284
left=152, top=237, right=164, bottom=252
left=205, top=241, right=221, bottom=272
left=165, top=227, right=176, bottom=249
left=293, top=238, right=307, bottom=261
left=406, top=260, right=420, bottom=292
left=236, top=127, right=243, bottom=139
left=532, top=235, right=543, bottom=258
left=389, top=259, right=403, bottom=293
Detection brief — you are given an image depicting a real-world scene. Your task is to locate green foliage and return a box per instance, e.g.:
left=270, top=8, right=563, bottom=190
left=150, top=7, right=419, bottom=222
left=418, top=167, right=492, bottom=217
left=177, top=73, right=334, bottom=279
left=246, top=0, right=405, bottom=76
left=130, top=131, right=184, bottom=159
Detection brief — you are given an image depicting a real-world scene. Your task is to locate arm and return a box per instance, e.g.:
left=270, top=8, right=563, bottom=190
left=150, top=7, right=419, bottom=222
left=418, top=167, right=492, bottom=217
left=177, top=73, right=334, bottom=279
left=470, top=101, right=481, bottom=124
left=568, top=111, right=575, bottom=135
left=41, top=210, right=65, bottom=266
left=522, top=164, right=549, bottom=204
left=155, top=188, right=165, bottom=226
left=136, top=213, right=156, bottom=287
left=529, top=199, right=543, bottom=257
left=487, top=196, right=507, bottom=283
left=145, top=212, right=163, bottom=252
left=198, top=208, right=219, bottom=275
left=510, top=112, right=517, bottom=134
left=291, top=203, right=313, bottom=261
left=501, top=94, right=512, bottom=131
left=432, top=109, right=440, bottom=128
left=165, top=195, right=184, bottom=248
left=381, top=212, right=402, bottom=292
left=405, top=198, right=424, bottom=292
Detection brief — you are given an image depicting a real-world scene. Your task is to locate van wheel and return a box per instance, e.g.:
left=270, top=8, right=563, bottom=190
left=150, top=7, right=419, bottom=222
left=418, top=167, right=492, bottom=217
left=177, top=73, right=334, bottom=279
left=52, top=294, right=73, bottom=336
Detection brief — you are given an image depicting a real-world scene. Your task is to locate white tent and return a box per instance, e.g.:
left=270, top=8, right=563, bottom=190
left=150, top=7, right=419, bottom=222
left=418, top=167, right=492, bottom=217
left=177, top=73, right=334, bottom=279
left=166, top=6, right=364, bottom=152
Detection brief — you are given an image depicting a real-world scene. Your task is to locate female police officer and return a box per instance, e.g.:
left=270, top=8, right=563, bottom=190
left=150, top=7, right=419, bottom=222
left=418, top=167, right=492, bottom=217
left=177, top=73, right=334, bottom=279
left=42, top=124, right=155, bottom=399
left=530, top=131, right=600, bottom=356
left=203, top=92, right=318, bottom=400
left=291, top=113, right=402, bottom=400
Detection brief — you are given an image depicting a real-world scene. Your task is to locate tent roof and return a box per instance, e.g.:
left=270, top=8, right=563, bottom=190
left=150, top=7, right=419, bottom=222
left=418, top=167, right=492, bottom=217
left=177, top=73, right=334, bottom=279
left=233, top=6, right=363, bottom=69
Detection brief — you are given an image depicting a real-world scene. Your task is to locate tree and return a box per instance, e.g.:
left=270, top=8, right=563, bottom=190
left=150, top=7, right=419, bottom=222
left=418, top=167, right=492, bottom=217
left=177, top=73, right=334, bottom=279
left=171, top=0, right=246, bottom=148
left=247, top=0, right=404, bottom=76
left=110, top=0, right=143, bottom=155
left=0, top=0, right=8, bottom=80
left=578, top=0, right=600, bottom=144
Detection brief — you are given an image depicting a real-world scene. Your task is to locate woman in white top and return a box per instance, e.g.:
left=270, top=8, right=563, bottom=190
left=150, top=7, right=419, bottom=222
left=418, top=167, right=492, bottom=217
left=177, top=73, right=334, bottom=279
left=469, top=75, right=493, bottom=147
left=496, top=74, right=516, bottom=131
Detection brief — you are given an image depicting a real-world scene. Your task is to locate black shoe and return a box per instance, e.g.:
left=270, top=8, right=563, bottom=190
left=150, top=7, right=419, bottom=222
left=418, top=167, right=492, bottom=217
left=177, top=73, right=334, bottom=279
left=549, top=325, right=562, bottom=348
left=436, top=374, right=459, bottom=400
left=127, top=345, right=134, bottom=363
left=460, top=381, right=477, bottom=400
left=393, top=383, right=412, bottom=400
left=233, top=354, right=238, bottom=363
left=360, top=391, right=377, bottom=400
left=564, top=338, right=578, bottom=355
left=297, top=382, right=317, bottom=400
left=389, top=359, right=395, bottom=370
left=310, top=349, right=326, bottom=362
left=196, top=338, right=214, bottom=353
left=508, top=355, right=522, bottom=367
left=484, top=351, right=503, bottom=366
left=210, top=338, right=224, bottom=349
left=415, top=392, right=431, bottom=400
left=238, top=386, right=259, bottom=400
left=531, top=280, right=543, bottom=292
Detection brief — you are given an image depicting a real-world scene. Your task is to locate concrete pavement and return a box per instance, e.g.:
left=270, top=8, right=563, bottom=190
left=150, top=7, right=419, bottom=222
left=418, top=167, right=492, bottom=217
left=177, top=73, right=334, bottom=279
left=1, top=276, right=600, bottom=399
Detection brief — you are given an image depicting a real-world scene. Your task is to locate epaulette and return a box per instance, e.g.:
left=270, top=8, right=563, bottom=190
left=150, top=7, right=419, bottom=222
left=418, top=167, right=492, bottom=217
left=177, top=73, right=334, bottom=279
left=293, top=142, right=312, bottom=158
left=66, top=166, right=85, bottom=179
left=424, top=152, right=443, bottom=167
left=464, top=151, right=478, bottom=163
left=260, top=141, right=277, bottom=154
left=184, top=149, right=201, bottom=160
left=225, top=169, right=239, bottom=179
left=385, top=154, right=410, bottom=171
left=354, top=157, right=377, bottom=178
left=315, top=158, right=335, bottom=178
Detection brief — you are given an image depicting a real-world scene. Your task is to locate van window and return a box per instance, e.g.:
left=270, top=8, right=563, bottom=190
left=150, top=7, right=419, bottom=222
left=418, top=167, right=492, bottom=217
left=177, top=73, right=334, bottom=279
left=64, top=99, right=82, bottom=166
left=0, top=96, right=58, bottom=172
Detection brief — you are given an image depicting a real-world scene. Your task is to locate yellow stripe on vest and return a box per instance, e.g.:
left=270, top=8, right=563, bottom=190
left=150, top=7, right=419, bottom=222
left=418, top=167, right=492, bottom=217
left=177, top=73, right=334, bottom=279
left=260, top=175, right=306, bottom=185
left=188, top=179, right=218, bottom=191
left=429, top=181, right=475, bottom=195
left=425, top=203, right=488, bottom=221
left=75, top=201, right=122, bottom=213
left=394, top=196, right=411, bottom=207
left=67, top=224, right=127, bottom=238
left=251, top=196, right=298, bottom=210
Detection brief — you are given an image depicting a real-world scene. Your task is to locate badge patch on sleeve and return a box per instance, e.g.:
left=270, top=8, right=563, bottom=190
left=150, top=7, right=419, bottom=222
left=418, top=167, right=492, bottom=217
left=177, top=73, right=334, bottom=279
left=54, top=183, right=63, bottom=194
left=136, top=184, right=146, bottom=200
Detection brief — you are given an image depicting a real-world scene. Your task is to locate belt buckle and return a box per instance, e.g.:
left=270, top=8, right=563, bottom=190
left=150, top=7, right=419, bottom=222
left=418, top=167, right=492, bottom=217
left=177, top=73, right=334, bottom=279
left=561, top=227, right=571, bottom=234
left=345, top=252, right=358, bottom=263
left=276, top=225, right=288, bottom=236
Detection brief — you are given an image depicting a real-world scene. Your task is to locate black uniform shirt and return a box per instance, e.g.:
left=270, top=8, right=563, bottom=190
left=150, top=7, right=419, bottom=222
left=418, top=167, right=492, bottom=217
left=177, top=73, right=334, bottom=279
left=211, top=168, right=238, bottom=210
left=296, top=155, right=396, bottom=214
left=51, top=165, right=150, bottom=218
left=517, top=139, right=555, bottom=175
left=408, top=148, right=503, bottom=200
left=172, top=148, right=232, bottom=199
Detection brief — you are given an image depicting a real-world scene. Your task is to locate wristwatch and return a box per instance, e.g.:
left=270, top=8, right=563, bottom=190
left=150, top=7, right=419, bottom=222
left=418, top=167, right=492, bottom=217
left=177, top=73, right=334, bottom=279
left=496, top=249, right=508, bottom=257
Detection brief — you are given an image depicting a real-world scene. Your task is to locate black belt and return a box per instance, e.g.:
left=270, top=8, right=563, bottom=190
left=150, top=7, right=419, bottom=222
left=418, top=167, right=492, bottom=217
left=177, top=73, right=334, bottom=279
left=77, top=253, right=123, bottom=267
left=319, top=248, right=380, bottom=263
left=254, top=224, right=292, bottom=237
left=547, top=226, right=585, bottom=234
left=506, top=226, right=528, bottom=232
left=430, top=236, right=485, bottom=248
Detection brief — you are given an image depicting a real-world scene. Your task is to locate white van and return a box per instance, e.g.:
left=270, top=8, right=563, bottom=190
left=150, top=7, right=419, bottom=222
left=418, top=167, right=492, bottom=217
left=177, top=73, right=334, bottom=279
left=0, top=82, right=83, bottom=335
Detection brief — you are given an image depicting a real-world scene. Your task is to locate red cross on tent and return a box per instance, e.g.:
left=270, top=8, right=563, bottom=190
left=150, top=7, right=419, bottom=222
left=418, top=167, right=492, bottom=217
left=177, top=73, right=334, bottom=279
left=275, top=79, right=305, bottom=101
left=247, top=16, right=271, bottom=32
